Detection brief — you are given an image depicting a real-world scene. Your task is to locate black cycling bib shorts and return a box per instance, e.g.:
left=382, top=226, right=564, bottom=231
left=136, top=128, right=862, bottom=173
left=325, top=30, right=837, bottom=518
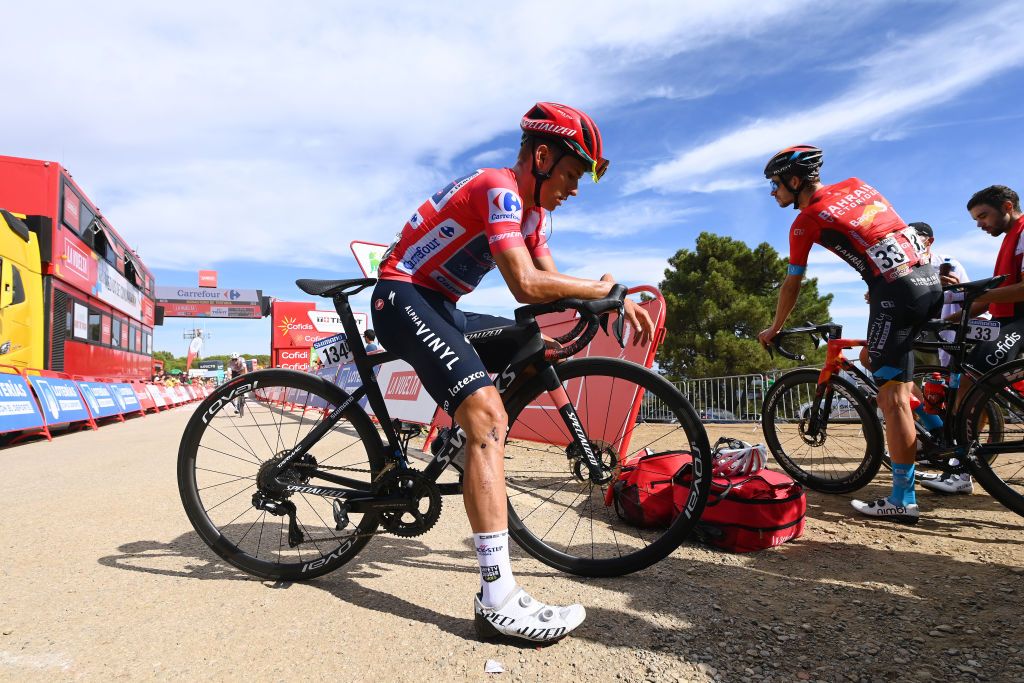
left=371, top=279, right=514, bottom=416
left=866, top=264, right=943, bottom=383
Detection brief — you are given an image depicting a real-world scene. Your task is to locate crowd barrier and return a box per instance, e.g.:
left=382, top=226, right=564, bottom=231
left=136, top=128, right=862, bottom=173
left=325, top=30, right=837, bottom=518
left=0, top=363, right=210, bottom=445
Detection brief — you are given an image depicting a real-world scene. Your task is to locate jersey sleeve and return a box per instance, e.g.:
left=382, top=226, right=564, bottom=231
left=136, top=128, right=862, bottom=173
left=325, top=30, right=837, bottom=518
left=522, top=208, right=551, bottom=259
left=787, top=214, right=818, bottom=276
left=470, top=172, right=528, bottom=255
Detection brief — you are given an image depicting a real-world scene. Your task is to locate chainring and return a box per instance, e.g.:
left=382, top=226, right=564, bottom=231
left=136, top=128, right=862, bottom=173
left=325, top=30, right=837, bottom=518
left=377, top=468, right=443, bottom=538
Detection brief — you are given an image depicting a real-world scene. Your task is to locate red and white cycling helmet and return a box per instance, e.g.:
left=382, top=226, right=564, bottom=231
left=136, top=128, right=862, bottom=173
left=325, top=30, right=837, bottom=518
left=520, top=102, right=609, bottom=184
left=711, top=437, right=768, bottom=477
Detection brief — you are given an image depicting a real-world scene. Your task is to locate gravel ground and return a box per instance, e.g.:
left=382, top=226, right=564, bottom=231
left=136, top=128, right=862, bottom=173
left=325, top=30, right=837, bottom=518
left=0, top=411, right=1021, bottom=682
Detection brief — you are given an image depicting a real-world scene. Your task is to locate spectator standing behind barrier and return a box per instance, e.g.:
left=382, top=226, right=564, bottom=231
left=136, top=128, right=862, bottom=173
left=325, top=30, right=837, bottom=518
left=363, top=329, right=380, bottom=353
left=909, top=222, right=969, bottom=367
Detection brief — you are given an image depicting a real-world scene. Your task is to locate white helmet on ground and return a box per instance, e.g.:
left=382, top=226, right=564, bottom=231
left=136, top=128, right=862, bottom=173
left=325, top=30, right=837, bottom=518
left=712, top=437, right=768, bottom=477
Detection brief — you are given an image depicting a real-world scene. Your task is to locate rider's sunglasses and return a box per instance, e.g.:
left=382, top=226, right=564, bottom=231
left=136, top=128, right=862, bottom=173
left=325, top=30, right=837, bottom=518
left=769, top=179, right=781, bottom=192
left=593, top=157, right=609, bottom=183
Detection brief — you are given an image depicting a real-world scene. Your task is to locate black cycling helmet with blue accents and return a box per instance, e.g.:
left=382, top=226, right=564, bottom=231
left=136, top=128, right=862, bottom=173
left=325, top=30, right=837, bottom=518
left=764, top=145, right=823, bottom=179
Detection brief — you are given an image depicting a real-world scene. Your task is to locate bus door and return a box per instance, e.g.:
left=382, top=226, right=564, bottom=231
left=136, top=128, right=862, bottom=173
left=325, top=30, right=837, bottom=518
left=0, top=210, right=43, bottom=369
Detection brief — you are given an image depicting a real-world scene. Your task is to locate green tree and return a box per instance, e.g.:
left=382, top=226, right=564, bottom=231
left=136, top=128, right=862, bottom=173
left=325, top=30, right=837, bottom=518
left=658, top=232, right=833, bottom=380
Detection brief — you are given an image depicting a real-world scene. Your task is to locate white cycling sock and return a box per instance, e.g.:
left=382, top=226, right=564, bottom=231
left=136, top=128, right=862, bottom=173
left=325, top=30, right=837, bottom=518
left=473, top=530, right=516, bottom=608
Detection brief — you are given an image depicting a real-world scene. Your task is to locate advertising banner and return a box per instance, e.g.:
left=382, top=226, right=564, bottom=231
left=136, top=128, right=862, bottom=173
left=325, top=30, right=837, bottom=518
left=156, top=286, right=261, bottom=304
left=77, top=382, right=124, bottom=418
left=146, top=384, right=167, bottom=408
left=28, top=376, right=90, bottom=425
left=109, top=383, right=142, bottom=413
left=199, top=270, right=218, bottom=287
left=271, top=301, right=367, bottom=369
left=0, top=375, right=45, bottom=433
left=158, top=302, right=263, bottom=319
left=95, top=260, right=143, bottom=319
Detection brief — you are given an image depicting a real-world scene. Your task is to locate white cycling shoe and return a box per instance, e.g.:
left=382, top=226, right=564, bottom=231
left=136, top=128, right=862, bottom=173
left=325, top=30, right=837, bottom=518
left=474, top=586, right=585, bottom=643
left=921, top=472, right=974, bottom=495
left=851, top=497, right=920, bottom=524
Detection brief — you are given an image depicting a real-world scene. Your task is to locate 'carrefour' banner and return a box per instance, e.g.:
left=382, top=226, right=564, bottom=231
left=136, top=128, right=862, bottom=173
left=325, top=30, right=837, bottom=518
left=0, top=375, right=45, bottom=433
left=109, top=383, right=142, bottom=413
left=28, top=376, right=90, bottom=425
left=77, top=382, right=124, bottom=418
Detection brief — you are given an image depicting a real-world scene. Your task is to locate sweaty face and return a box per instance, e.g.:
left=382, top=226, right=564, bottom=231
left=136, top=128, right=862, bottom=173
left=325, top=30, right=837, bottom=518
left=540, top=153, right=588, bottom=211
left=970, top=202, right=1012, bottom=237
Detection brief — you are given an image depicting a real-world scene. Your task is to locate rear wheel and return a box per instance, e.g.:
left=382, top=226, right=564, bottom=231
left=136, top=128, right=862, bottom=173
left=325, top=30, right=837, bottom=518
left=761, top=369, right=883, bottom=493
left=958, top=359, right=1024, bottom=517
left=178, top=369, right=387, bottom=580
left=502, top=358, right=711, bottom=577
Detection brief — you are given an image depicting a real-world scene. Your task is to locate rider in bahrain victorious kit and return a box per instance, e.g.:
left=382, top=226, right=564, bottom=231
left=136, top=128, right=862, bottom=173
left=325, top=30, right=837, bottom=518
left=757, top=145, right=942, bottom=525
left=371, top=103, right=654, bottom=643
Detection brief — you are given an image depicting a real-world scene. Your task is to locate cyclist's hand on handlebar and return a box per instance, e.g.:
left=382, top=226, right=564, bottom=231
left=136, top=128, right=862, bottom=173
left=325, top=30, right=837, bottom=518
left=940, top=272, right=960, bottom=288
left=624, top=298, right=653, bottom=346
left=757, top=326, right=780, bottom=349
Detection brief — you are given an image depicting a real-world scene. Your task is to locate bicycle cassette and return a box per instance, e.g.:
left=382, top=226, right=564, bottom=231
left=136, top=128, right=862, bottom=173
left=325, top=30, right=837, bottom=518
left=377, top=468, right=443, bottom=538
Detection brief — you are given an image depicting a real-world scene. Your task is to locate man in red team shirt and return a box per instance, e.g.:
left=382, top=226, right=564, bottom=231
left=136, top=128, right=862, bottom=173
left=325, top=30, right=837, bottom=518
left=757, top=145, right=942, bottom=524
left=372, top=103, right=653, bottom=643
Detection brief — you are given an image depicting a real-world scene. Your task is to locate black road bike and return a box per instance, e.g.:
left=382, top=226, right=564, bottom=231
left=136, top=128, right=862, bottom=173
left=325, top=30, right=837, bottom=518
left=178, top=278, right=712, bottom=580
left=760, top=276, right=1024, bottom=517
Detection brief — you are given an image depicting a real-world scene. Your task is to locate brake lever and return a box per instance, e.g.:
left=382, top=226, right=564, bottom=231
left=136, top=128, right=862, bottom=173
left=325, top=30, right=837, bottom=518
left=613, top=304, right=625, bottom=348
left=599, top=312, right=610, bottom=335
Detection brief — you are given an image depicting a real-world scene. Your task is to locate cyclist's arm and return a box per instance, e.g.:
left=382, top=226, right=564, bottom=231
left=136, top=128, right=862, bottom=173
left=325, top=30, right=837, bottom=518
left=532, top=253, right=558, bottom=273
left=975, top=281, right=1024, bottom=305
left=758, top=273, right=802, bottom=346
left=493, top=245, right=612, bottom=304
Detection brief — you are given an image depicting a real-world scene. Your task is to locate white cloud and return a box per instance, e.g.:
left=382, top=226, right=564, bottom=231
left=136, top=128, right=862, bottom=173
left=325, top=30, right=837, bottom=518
left=552, top=200, right=704, bottom=237
left=625, top=4, right=1024, bottom=194
left=0, top=1, right=819, bottom=269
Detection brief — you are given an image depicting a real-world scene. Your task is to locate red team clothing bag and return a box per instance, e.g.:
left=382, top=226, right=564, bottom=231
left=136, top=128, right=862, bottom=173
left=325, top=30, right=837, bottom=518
left=605, top=449, right=806, bottom=552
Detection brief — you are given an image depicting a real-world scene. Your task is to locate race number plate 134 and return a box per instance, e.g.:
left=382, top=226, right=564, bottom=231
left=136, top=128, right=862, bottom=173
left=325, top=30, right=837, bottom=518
left=314, top=333, right=353, bottom=367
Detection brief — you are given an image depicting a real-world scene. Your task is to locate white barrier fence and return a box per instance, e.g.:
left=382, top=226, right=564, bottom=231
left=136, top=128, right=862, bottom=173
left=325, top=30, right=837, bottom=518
left=640, top=372, right=775, bottom=424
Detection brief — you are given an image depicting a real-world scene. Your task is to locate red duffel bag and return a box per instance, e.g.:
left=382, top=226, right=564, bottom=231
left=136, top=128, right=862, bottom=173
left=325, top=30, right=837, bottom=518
left=694, top=468, right=806, bottom=552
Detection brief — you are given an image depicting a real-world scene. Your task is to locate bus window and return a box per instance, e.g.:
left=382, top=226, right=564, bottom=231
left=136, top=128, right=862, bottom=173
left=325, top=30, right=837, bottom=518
left=11, top=265, right=25, bottom=305
left=88, top=311, right=102, bottom=343
left=111, top=318, right=122, bottom=348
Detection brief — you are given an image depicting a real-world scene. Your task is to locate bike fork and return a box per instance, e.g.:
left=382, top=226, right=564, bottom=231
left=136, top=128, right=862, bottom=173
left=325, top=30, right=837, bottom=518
left=538, top=365, right=610, bottom=484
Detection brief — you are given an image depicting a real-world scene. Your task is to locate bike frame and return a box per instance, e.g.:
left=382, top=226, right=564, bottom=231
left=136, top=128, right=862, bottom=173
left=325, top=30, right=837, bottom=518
left=802, top=316, right=1024, bottom=464
left=259, top=292, right=610, bottom=514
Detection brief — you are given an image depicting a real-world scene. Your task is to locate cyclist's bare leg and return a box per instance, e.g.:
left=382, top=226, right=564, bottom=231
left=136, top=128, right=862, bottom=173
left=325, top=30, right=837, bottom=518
left=877, top=381, right=916, bottom=465
left=456, top=386, right=509, bottom=532
left=455, top=386, right=517, bottom=606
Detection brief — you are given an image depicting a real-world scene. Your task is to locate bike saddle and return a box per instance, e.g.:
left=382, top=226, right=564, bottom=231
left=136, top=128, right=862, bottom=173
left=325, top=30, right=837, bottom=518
left=943, top=275, right=1005, bottom=296
left=295, top=278, right=377, bottom=298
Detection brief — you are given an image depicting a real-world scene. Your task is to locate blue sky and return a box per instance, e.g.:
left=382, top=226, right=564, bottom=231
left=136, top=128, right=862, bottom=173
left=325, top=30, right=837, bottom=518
left=2, top=1, right=1022, bottom=361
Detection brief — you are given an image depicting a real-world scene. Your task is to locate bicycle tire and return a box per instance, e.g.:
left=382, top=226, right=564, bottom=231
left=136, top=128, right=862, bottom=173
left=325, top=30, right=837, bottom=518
left=957, top=359, right=1024, bottom=517
left=501, top=357, right=712, bottom=577
left=762, top=369, right=884, bottom=493
left=178, top=369, right=388, bottom=580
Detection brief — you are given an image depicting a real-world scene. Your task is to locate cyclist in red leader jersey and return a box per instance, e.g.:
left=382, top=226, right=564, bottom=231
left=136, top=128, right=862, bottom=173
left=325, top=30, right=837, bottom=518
left=757, top=145, right=942, bottom=525
left=372, top=103, right=654, bottom=643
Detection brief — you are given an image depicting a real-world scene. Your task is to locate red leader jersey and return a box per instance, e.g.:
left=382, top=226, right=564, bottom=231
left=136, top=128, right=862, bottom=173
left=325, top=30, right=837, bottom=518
left=787, top=177, right=926, bottom=286
left=377, top=168, right=551, bottom=301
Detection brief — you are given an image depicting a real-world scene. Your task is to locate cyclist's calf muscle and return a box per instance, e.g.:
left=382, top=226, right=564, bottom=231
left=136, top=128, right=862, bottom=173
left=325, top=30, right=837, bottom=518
left=456, top=386, right=509, bottom=533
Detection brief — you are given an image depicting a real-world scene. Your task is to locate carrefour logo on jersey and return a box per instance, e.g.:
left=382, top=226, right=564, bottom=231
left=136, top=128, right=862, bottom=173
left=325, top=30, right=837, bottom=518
left=487, top=189, right=522, bottom=224
left=396, top=220, right=466, bottom=275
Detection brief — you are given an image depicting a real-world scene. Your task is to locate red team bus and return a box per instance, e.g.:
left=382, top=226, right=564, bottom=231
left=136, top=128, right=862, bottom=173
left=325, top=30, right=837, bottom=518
left=0, top=155, right=156, bottom=379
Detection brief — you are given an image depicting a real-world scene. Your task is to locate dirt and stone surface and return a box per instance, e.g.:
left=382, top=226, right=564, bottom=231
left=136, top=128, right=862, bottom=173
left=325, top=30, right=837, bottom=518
left=1, top=409, right=1022, bottom=682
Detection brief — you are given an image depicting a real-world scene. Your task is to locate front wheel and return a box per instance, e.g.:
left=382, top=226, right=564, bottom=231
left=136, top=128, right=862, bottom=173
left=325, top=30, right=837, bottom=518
left=761, top=369, right=884, bottom=493
left=957, top=359, right=1024, bottom=517
left=501, top=357, right=712, bottom=577
left=177, top=369, right=388, bottom=580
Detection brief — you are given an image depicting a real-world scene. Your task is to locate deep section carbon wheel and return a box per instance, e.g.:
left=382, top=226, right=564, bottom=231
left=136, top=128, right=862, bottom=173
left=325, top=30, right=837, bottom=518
left=502, top=357, right=712, bottom=577
left=178, top=369, right=387, bottom=580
